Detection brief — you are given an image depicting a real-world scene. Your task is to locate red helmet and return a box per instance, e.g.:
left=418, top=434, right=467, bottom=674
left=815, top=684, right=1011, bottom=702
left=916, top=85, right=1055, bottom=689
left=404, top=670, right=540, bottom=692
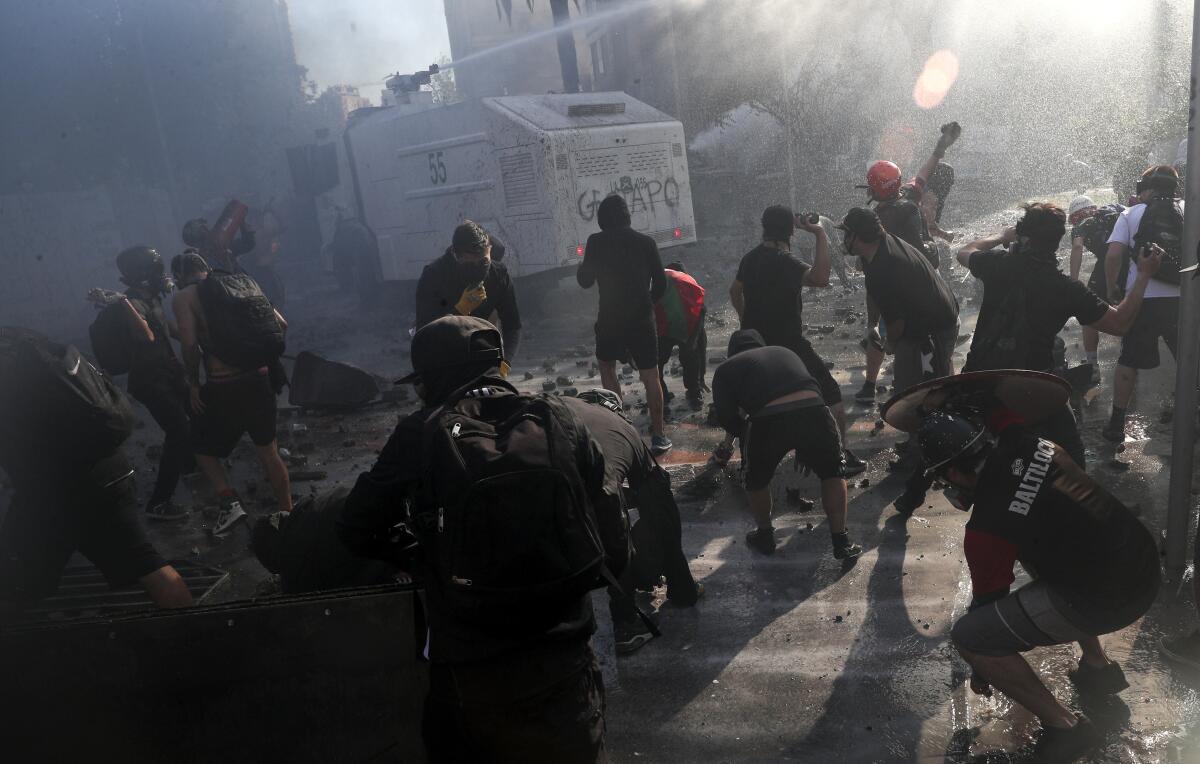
left=866, top=161, right=903, bottom=200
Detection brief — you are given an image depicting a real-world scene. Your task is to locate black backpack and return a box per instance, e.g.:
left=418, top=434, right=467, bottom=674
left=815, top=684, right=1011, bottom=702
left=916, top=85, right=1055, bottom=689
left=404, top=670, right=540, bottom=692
left=88, top=303, right=133, bottom=375
left=414, top=380, right=610, bottom=626
left=0, top=327, right=134, bottom=469
left=1081, top=204, right=1125, bottom=256
left=1134, top=198, right=1184, bottom=284
left=198, top=270, right=285, bottom=369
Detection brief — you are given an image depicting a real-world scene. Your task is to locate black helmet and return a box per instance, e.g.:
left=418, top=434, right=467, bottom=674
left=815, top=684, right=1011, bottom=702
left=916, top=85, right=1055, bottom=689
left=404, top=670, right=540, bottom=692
left=116, top=246, right=165, bottom=288
left=916, top=410, right=989, bottom=476
left=182, top=218, right=209, bottom=247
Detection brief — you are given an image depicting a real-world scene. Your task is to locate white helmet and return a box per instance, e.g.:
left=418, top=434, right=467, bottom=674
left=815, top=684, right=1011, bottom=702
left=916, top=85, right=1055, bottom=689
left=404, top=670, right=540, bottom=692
left=1067, top=195, right=1096, bottom=224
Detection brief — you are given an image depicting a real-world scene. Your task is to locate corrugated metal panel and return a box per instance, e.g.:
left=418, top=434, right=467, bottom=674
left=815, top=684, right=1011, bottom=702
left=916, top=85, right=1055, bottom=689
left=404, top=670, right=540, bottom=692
left=500, top=152, right=539, bottom=208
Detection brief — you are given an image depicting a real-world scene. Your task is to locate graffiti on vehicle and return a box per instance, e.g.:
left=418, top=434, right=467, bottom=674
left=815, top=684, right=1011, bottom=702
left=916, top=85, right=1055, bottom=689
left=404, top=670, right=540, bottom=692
left=577, top=175, right=680, bottom=221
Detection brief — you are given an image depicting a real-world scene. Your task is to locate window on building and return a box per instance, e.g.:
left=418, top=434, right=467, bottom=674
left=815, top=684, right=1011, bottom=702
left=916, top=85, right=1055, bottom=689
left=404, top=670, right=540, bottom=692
left=591, top=40, right=606, bottom=76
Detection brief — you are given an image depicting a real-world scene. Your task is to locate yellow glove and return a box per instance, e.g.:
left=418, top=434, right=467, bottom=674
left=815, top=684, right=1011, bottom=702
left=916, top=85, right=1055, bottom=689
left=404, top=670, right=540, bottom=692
left=454, top=284, right=487, bottom=315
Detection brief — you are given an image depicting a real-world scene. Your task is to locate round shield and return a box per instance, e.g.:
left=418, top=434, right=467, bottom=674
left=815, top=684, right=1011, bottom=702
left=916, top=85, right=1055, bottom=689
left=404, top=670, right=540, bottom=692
left=880, top=369, right=1071, bottom=433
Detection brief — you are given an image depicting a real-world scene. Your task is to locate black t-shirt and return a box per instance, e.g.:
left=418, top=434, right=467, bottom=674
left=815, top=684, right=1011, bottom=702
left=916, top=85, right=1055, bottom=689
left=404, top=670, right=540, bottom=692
left=576, top=226, right=667, bottom=328
left=415, top=251, right=522, bottom=333
left=964, top=249, right=1108, bottom=373
left=561, top=396, right=655, bottom=497
left=861, top=235, right=959, bottom=337
left=126, top=292, right=185, bottom=395
left=735, top=244, right=810, bottom=341
left=965, top=427, right=1159, bottom=624
left=875, top=191, right=929, bottom=252
left=711, top=346, right=822, bottom=436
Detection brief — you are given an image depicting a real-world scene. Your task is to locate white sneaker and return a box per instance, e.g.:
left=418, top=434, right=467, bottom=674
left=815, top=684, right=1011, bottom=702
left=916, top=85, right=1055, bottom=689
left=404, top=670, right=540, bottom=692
left=213, top=496, right=247, bottom=535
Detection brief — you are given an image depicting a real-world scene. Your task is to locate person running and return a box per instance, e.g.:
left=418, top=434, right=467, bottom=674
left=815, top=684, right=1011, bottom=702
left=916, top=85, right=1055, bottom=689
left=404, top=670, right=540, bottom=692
left=1102, top=165, right=1184, bottom=442
left=956, top=203, right=1160, bottom=468
left=339, top=315, right=620, bottom=763
left=563, top=388, right=703, bottom=654
left=577, top=195, right=672, bottom=454
left=1067, top=196, right=1126, bottom=380
left=654, top=261, right=707, bottom=412
left=710, top=330, right=863, bottom=561
left=730, top=205, right=866, bottom=475
left=913, top=409, right=1158, bottom=763
left=416, top=221, right=521, bottom=360
left=174, top=242, right=292, bottom=533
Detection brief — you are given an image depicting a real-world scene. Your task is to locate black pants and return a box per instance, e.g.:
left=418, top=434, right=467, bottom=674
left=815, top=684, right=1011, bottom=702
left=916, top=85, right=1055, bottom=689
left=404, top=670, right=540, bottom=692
left=422, top=644, right=606, bottom=764
left=657, top=325, right=706, bottom=399
left=609, top=467, right=698, bottom=622
left=131, top=384, right=195, bottom=509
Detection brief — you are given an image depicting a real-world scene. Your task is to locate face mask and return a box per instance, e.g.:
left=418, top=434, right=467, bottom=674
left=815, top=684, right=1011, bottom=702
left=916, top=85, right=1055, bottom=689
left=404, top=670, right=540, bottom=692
left=159, top=276, right=176, bottom=294
left=842, top=232, right=855, bottom=253
left=457, top=257, right=490, bottom=284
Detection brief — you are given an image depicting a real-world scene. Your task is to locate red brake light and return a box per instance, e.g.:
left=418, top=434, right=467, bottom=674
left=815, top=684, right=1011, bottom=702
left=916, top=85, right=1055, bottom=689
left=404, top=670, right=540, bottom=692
left=673, top=228, right=683, bottom=239
left=576, top=245, right=585, bottom=256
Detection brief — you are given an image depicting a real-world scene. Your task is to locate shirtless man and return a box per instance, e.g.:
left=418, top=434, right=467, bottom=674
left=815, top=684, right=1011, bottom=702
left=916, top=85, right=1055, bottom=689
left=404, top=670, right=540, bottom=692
left=174, top=248, right=292, bottom=534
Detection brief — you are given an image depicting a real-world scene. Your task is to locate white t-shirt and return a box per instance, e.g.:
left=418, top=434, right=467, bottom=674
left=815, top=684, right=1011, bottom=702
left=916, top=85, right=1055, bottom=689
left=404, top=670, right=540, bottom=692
left=1107, top=200, right=1184, bottom=299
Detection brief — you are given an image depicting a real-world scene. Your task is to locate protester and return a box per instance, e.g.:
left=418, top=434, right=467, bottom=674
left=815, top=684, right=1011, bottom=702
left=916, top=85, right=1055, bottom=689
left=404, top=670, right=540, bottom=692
left=731, top=205, right=866, bottom=475
left=1067, top=196, right=1126, bottom=379
left=840, top=206, right=959, bottom=514
left=914, top=409, right=1158, bottom=763
left=330, top=212, right=381, bottom=303
left=654, top=262, right=707, bottom=412
left=0, top=328, right=193, bottom=621
left=957, top=203, right=1160, bottom=467
left=1102, top=165, right=1185, bottom=442
left=251, top=485, right=404, bottom=595
left=171, top=249, right=212, bottom=289
left=710, top=330, right=862, bottom=560
left=416, top=221, right=521, bottom=360
left=921, top=161, right=957, bottom=244
left=339, top=315, right=620, bottom=764
left=89, top=246, right=195, bottom=522
left=175, top=240, right=292, bottom=533
left=564, top=388, right=703, bottom=654
left=577, top=195, right=672, bottom=453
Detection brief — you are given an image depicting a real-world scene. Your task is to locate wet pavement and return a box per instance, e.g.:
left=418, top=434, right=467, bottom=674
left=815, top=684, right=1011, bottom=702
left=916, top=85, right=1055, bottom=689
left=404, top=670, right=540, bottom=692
left=115, top=191, right=1200, bottom=762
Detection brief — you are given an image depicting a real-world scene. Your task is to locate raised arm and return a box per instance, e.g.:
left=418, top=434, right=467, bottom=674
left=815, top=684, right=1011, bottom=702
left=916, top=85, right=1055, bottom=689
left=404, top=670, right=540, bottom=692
left=799, top=218, right=831, bottom=288
left=915, top=122, right=961, bottom=187
left=957, top=227, right=1015, bottom=268
left=1068, top=236, right=1084, bottom=281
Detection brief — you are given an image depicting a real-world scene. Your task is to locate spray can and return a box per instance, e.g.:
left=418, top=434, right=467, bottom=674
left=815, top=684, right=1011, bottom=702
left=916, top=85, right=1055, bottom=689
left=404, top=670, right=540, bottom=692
left=210, top=200, right=249, bottom=253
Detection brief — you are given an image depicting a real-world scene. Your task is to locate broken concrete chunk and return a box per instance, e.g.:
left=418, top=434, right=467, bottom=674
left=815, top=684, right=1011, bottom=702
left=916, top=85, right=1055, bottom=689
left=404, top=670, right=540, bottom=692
left=542, top=380, right=557, bottom=391
left=524, top=371, right=535, bottom=381
left=556, top=376, right=572, bottom=387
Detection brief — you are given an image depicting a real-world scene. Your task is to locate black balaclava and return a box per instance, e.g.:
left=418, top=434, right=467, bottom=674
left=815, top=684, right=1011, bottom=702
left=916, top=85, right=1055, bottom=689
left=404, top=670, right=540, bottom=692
left=727, top=329, right=766, bottom=358
left=597, top=195, right=632, bottom=231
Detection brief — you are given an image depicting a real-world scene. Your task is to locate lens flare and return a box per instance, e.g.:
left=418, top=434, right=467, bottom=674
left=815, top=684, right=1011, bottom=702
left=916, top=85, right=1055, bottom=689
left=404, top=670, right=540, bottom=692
left=913, top=50, right=959, bottom=110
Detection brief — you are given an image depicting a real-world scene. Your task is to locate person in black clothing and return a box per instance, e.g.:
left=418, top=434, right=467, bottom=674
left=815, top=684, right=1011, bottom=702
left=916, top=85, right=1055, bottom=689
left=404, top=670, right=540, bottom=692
left=710, top=330, right=862, bottom=561
left=415, top=221, right=522, bottom=360
left=90, top=247, right=195, bottom=522
left=956, top=203, right=1159, bottom=466
left=251, top=485, right=404, bottom=594
left=655, top=261, right=708, bottom=411
left=339, top=316, right=614, bottom=764
left=577, top=195, right=671, bottom=454
left=840, top=207, right=960, bottom=516
left=563, top=388, right=703, bottom=655
left=913, top=410, right=1158, bottom=763
left=730, top=205, right=866, bottom=476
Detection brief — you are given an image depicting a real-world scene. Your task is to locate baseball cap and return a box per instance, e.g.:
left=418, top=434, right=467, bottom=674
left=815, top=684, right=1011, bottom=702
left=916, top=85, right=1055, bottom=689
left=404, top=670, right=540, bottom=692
left=451, top=221, right=489, bottom=255
left=396, top=315, right=505, bottom=384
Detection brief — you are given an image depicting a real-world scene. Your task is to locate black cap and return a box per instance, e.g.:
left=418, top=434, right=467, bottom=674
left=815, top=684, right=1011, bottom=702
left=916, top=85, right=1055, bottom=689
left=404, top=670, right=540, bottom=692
left=727, top=329, right=765, bottom=357
left=396, top=315, right=505, bottom=384
left=451, top=221, right=489, bottom=255
left=837, top=207, right=880, bottom=237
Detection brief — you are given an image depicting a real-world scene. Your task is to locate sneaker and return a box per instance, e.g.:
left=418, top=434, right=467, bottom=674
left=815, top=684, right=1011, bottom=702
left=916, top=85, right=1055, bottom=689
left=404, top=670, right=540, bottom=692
left=1032, top=715, right=1101, bottom=763
left=833, top=540, right=863, bottom=560
left=667, top=581, right=705, bottom=607
left=1160, top=630, right=1200, bottom=671
left=213, top=495, right=247, bottom=535
left=855, top=381, right=877, bottom=404
left=843, top=449, right=867, bottom=477
left=893, top=490, right=923, bottom=517
left=651, top=435, right=673, bottom=455
left=146, top=501, right=188, bottom=522
left=686, top=391, right=704, bottom=411
left=1101, top=419, right=1126, bottom=443
left=1068, top=660, right=1129, bottom=696
left=614, top=619, right=655, bottom=655
left=745, top=527, right=776, bottom=555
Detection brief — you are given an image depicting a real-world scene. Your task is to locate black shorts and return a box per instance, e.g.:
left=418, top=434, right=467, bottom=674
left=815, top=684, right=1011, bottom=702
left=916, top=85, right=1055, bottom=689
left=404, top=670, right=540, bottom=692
left=743, top=402, right=846, bottom=491
left=779, top=334, right=842, bottom=406
left=192, top=371, right=279, bottom=458
left=0, top=464, right=166, bottom=604
left=951, top=579, right=1154, bottom=657
left=595, top=318, right=658, bottom=371
left=1117, top=297, right=1179, bottom=370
